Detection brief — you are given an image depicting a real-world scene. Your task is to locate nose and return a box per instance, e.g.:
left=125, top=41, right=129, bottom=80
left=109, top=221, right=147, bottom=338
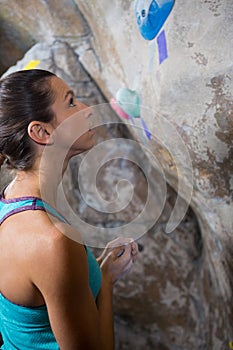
left=84, top=106, right=94, bottom=119
left=76, top=102, right=93, bottom=119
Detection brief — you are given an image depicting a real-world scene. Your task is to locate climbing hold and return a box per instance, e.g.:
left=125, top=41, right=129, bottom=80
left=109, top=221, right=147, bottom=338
left=111, top=88, right=152, bottom=142
left=110, top=98, right=130, bottom=120
left=116, top=88, right=140, bottom=118
left=140, top=117, right=152, bottom=140
left=157, top=29, right=168, bottom=64
left=23, top=60, right=40, bottom=70
left=135, top=0, right=175, bottom=40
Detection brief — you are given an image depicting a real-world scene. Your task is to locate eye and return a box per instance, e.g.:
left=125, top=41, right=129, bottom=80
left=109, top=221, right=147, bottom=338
left=69, top=97, right=76, bottom=107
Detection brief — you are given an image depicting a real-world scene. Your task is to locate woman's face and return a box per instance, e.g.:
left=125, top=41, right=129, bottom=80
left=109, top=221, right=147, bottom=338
left=49, top=76, right=95, bottom=156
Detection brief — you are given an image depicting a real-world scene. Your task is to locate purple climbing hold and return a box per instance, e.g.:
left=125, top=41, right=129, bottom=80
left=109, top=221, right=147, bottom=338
left=157, top=29, right=168, bottom=64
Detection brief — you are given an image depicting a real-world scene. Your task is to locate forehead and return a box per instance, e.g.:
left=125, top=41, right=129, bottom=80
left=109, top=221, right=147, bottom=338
left=50, top=76, right=70, bottom=98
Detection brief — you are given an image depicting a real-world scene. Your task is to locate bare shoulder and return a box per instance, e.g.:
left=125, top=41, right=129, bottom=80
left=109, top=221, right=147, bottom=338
left=9, top=209, right=86, bottom=289
left=8, top=208, right=82, bottom=248
left=25, top=211, right=88, bottom=293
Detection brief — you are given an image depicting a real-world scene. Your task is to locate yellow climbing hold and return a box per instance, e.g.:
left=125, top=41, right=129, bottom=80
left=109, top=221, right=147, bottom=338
left=23, top=60, right=40, bottom=70
left=229, top=341, right=233, bottom=349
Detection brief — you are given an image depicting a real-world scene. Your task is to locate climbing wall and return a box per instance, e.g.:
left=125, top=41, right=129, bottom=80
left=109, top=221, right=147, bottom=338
left=76, top=2, right=233, bottom=339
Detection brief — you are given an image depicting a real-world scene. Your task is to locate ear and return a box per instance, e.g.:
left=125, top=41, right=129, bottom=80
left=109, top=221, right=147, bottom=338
left=27, top=121, right=54, bottom=145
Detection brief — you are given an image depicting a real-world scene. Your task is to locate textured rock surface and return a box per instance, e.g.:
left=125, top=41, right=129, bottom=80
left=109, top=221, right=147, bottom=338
left=75, top=0, right=233, bottom=227
left=75, top=1, right=233, bottom=346
left=0, top=0, right=232, bottom=348
left=0, top=0, right=89, bottom=74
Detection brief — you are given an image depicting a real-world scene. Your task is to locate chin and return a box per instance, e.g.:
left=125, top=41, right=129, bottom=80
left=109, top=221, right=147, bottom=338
left=83, top=133, right=96, bottom=151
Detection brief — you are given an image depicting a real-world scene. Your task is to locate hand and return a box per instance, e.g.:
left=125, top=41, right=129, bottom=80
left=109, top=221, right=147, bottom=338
left=99, top=237, right=138, bottom=285
left=97, top=237, right=138, bottom=265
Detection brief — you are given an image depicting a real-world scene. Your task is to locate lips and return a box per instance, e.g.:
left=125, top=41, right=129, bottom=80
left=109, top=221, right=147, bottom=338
left=85, top=111, right=94, bottom=133
left=88, top=121, right=95, bottom=133
left=88, top=120, right=94, bottom=130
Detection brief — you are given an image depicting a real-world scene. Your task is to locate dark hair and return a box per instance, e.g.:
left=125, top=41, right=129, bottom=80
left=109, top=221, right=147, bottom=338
left=0, top=69, right=56, bottom=170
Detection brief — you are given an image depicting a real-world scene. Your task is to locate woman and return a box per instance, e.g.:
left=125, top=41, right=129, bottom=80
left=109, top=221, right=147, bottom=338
left=0, top=69, right=138, bottom=349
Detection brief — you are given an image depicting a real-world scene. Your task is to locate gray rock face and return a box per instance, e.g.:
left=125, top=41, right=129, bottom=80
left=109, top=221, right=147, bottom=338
left=0, top=0, right=89, bottom=74
left=75, top=1, right=233, bottom=346
left=0, top=0, right=232, bottom=348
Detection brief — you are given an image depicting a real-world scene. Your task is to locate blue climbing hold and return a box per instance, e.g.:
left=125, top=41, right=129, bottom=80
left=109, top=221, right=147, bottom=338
left=135, top=0, right=175, bottom=40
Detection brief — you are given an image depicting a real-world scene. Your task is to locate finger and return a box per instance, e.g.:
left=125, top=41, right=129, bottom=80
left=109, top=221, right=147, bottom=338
left=112, top=244, right=132, bottom=263
left=116, top=248, right=125, bottom=258
left=101, top=238, right=124, bottom=255
left=102, top=239, right=122, bottom=254
left=131, top=241, right=138, bottom=253
left=100, top=238, right=134, bottom=263
left=110, top=245, right=125, bottom=260
left=107, top=237, right=135, bottom=249
left=125, top=258, right=134, bottom=272
left=130, top=242, right=138, bottom=261
left=119, top=259, right=134, bottom=279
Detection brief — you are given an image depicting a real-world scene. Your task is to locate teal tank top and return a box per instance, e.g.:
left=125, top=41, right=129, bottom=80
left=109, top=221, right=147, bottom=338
left=0, top=188, right=102, bottom=350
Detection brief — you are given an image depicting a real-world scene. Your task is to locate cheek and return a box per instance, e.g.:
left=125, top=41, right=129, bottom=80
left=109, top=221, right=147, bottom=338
left=53, top=115, right=90, bottom=148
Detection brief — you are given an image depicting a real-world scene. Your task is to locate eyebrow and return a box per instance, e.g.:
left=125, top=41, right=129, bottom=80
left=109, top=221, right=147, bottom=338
left=64, top=90, right=74, bottom=101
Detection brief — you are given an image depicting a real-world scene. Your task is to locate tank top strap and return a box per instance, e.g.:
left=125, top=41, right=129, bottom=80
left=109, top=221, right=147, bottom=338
left=0, top=187, right=69, bottom=225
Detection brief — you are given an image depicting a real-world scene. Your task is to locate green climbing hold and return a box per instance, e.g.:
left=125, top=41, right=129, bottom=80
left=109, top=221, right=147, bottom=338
left=116, top=88, right=141, bottom=118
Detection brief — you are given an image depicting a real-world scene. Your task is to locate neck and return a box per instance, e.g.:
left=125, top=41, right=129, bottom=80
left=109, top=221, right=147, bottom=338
left=6, top=153, right=69, bottom=208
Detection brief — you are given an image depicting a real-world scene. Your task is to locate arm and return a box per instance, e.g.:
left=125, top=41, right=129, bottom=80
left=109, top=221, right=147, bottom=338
left=96, top=239, right=138, bottom=349
left=30, top=223, right=137, bottom=350
left=96, top=266, right=115, bottom=349
left=96, top=243, right=136, bottom=349
left=32, top=227, right=101, bottom=349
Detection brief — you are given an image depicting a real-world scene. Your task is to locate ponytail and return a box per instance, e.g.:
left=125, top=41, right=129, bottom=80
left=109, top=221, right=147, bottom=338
left=0, top=154, right=6, bottom=168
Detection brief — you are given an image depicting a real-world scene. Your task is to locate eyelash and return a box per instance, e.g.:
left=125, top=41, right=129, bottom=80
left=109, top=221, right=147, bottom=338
left=69, top=97, right=76, bottom=107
